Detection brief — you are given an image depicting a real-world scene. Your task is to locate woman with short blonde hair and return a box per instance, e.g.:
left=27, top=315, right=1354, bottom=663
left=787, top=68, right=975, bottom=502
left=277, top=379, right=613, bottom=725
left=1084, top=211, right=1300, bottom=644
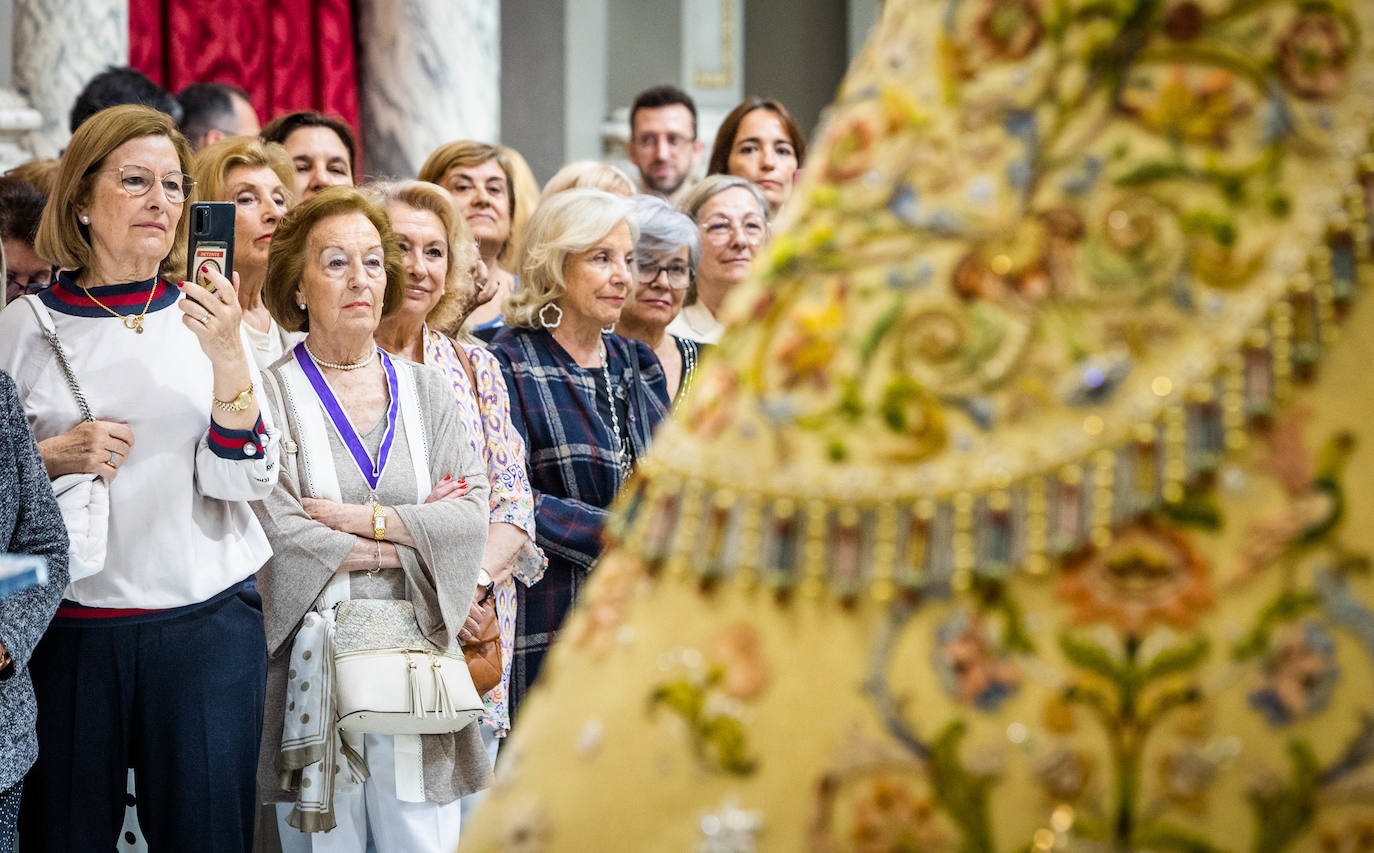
left=503, top=189, right=639, bottom=329
left=191, top=136, right=298, bottom=368
left=418, top=141, right=539, bottom=337
left=488, top=189, right=670, bottom=716
left=367, top=180, right=475, bottom=335
left=539, top=160, right=636, bottom=202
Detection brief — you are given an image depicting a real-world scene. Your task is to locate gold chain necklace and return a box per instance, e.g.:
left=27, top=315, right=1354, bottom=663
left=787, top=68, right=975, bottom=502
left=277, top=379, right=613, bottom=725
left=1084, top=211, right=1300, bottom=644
left=80, top=280, right=159, bottom=334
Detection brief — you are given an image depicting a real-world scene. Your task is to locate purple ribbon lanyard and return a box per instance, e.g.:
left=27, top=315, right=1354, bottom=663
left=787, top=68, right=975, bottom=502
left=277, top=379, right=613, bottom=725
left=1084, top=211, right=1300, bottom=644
left=295, top=342, right=400, bottom=491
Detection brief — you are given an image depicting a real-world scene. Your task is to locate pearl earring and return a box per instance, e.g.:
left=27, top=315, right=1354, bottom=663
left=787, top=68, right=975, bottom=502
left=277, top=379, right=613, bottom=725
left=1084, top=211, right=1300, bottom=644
left=81, top=216, right=89, bottom=224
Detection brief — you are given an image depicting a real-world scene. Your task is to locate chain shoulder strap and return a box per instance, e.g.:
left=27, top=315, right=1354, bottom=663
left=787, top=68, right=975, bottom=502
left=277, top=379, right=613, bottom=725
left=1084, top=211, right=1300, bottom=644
left=23, top=296, right=95, bottom=423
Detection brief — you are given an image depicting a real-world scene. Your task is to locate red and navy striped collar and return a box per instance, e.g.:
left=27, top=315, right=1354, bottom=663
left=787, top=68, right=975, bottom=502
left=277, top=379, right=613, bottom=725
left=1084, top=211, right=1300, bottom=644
left=39, top=270, right=178, bottom=318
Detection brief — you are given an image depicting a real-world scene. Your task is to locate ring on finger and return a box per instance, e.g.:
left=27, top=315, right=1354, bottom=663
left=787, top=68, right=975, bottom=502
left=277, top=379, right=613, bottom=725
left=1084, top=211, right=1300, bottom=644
left=108, top=451, right=119, bottom=467
left=199, top=312, right=210, bottom=325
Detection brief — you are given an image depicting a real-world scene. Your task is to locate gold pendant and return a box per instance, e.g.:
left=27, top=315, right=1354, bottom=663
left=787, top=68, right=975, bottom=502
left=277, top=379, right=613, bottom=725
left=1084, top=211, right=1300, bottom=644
left=123, top=315, right=140, bottom=332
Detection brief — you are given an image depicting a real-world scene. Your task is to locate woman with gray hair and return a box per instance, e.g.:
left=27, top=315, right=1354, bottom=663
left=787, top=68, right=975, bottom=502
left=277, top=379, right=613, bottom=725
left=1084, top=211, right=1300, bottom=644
left=616, top=194, right=704, bottom=402
left=488, top=189, right=670, bottom=716
left=668, top=174, right=770, bottom=344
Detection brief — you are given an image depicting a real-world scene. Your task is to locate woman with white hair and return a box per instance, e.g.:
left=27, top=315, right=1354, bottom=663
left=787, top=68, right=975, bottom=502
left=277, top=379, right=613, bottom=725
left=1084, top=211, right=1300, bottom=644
left=615, top=194, right=703, bottom=402
left=669, top=175, right=770, bottom=344
left=488, top=189, right=670, bottom=716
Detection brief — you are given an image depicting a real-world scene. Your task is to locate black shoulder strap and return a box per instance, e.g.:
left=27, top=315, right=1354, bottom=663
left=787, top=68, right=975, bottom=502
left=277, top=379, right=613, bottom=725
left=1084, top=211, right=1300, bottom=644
left=626, top=340, right=651, bottom=451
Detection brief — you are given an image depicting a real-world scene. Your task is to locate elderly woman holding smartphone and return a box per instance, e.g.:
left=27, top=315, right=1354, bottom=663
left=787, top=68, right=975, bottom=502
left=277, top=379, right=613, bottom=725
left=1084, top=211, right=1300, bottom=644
left=253, top=186, right=491, bottom=851
left=0, top=104, right=277, bottom=851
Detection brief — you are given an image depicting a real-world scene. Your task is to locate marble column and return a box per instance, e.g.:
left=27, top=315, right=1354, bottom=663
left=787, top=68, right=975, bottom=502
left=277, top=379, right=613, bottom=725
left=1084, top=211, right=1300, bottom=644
left=0, top=88, right=42, bottom=171
left=11, top=0, right=129, bottom=157
left=356, top=0, right=500, bottom=181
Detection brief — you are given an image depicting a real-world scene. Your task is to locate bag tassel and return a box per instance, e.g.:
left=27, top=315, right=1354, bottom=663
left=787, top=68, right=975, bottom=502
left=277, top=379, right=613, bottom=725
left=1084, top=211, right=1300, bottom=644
left=431, top=653, right=456, bottom=718
left=406, top=653, right=426, bottom=719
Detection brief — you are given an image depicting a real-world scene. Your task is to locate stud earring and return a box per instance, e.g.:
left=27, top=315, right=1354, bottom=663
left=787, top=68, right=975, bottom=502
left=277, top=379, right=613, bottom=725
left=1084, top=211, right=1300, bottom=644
left=81, top=216, right=90, bottom=224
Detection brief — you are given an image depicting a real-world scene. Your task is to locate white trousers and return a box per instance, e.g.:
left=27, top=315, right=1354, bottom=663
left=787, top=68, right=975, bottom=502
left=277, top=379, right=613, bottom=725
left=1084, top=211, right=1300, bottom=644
left=276, top=733, right=462, bottom=853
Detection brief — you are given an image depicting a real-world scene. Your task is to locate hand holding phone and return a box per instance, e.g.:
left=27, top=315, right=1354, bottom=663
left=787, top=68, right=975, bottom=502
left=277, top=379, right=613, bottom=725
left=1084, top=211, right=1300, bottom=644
left=186, top=202, right=236, bottom=293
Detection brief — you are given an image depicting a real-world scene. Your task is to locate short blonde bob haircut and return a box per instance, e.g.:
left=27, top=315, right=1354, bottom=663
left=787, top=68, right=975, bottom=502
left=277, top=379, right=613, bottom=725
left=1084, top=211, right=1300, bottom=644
left=540, top=160, right=636, bottom=202
left=263, top=186, right=405, bottom=333
left=363, top=180, right=477, bottom=336
left=504, top=188, right=638, bottom=330
left=191, top=136, right=296, bottom=209
left=417, top=140, right=538, bottom=268
left=37, top=104, right=195, bottom=279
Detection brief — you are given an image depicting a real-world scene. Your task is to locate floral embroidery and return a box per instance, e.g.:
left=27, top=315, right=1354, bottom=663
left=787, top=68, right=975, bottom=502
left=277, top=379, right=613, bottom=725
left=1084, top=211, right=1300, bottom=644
left=975, top=0, right=1043, bottom=61
left=1278, top=11, right=1353, bottom=100
left=1248, top=620, right=1340, bottom=726
left=1033, top=748, right=1095, bottom=803
left=1057, top=521, right=1214, bottom=634
left=848, top=774, right=949, bottom=852
left=1155, top=747, right=1217, bottom=812
left=648, top=623, right=771, bottom=775
left=708, top=621, right=771, bottom=701
left=933, top=610, right=1020, bottom=710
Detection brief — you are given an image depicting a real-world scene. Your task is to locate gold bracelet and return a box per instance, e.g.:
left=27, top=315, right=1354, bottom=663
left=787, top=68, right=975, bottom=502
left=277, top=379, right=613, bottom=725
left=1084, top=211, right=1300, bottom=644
left=369, top=539, right=382, bottom=577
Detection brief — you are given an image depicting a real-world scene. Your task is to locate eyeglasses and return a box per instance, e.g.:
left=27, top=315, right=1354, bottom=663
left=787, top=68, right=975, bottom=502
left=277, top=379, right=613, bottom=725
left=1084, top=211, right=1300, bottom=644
left=635, top=261, right=693, bottom=289
left=101, top=165, right=195, bottom=203
left=701, top=216, right=766, bottom=245
left=632, top=133, right=694, bottom=150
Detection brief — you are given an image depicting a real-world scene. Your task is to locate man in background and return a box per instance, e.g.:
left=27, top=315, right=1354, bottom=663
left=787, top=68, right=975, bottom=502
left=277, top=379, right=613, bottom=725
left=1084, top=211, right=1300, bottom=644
left=176, top=82, right=261, bottom=150
left=69, top=66, right=181, bottom=133
left=625, top=85, right=703, bottom=206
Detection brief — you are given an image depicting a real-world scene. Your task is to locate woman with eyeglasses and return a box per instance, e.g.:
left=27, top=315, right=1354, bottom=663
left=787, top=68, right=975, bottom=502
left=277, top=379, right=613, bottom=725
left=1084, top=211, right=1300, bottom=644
left=1, top=176, right=52, bottom=305
left=615, top=195, right=704, bottom=402
left=0, top=105, right=278, bottom=851
left=667, top=175, right=770, bottom=345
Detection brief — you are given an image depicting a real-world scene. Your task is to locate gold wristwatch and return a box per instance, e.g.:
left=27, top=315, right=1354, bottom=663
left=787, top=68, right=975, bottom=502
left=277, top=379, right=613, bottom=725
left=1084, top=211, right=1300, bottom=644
left=213, top=382, right=255, bottom=413
left=372, top=503, right=387, bottom=541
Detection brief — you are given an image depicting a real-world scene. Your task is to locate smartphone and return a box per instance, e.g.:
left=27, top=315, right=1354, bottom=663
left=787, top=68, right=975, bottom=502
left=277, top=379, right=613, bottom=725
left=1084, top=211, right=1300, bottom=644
left=186, top=201, right=235, bottom=293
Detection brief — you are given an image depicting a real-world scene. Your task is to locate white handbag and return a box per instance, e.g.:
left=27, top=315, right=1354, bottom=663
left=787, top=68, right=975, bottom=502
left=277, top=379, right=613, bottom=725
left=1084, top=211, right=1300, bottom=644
left=24, top=296, right=109, bottom=583
left=331, top=598, right=484, bottom=735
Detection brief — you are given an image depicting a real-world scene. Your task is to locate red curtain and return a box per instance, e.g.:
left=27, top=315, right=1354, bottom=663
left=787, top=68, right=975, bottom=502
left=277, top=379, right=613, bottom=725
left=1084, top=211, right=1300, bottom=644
left=129, top=0, right=359, bottom=142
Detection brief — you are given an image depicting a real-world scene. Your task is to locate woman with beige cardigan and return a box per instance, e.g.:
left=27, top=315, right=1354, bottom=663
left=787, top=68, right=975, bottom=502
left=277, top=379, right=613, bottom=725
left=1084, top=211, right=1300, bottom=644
left=251, top=187, right=491, bottom=851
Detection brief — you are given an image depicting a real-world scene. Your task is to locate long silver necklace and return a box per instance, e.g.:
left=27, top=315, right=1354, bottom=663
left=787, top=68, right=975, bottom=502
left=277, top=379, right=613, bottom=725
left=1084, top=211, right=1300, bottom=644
left=599, top=342, right=631, bottom=479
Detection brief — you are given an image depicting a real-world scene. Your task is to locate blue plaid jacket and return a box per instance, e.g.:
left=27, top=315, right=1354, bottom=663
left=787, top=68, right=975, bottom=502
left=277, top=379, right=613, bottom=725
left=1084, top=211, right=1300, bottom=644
left=488, top=328, right=669, bottom=716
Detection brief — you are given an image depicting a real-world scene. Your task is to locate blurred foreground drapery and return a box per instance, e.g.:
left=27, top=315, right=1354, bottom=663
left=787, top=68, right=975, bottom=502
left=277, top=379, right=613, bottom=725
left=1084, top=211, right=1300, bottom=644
left=459, top=0, right=1374, bottom=850
left=128, top=0, right=359, bottom=132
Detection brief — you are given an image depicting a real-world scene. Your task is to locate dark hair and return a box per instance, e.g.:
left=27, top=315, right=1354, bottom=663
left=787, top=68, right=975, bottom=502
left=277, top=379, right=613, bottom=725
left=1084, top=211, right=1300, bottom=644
left=707, top=97, right=807, bottom=176
left=70, top=66, right=181, bottom=133
left=176, top=82, right=252, bottom=146
left=630, top=85, right=698, bottom=140
left=260, top=111, right=357, bottom=177
left=0, top=177, right=47, bottom=245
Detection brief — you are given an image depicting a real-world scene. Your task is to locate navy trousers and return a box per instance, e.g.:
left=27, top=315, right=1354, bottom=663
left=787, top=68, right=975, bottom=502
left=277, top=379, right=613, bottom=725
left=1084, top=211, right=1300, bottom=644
left=18, top=582, right=266, bottom=853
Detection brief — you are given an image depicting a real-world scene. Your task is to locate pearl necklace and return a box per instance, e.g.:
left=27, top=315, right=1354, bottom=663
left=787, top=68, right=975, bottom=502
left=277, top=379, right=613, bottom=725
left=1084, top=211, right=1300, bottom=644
left=600, top=342, right=631, bottom=479
left=305, top=341, right=377, bottom=371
